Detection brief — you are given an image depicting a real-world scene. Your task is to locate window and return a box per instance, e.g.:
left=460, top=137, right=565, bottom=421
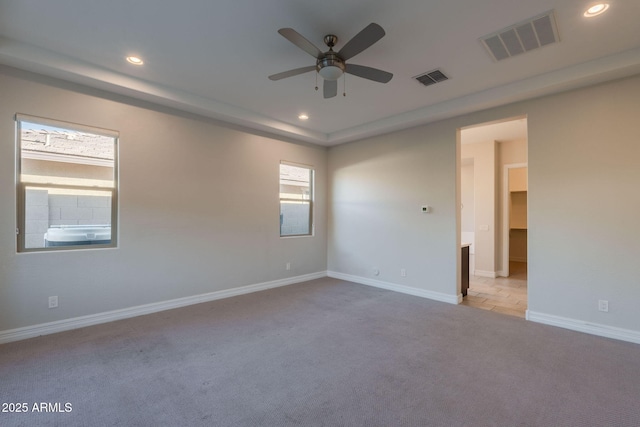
left=16, top=115, right=118, bottom=251
left=279, top=162, right=313, bottom=237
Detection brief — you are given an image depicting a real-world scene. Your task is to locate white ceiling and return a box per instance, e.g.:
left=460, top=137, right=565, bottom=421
left=0, top=0, right=638, bottom=146
left=461, top=116, right=528, bottom=146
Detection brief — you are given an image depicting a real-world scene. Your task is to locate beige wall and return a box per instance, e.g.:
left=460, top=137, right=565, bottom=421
left=2, top=65, right=639, bottom=341
left=500, top=140, right=527, bottom=166
left=460, top=162, right=474, bottom=233
left=0, top=67, right=327, bottom=331
left=329, top=73, right=640, bottom=335
left=461, top=141, right=497, bottom=275
left=508, top=166, right=527, bottom=192
left=328, top=121, right=458, bottom=299
left=526, top=75, right=639, bottom=329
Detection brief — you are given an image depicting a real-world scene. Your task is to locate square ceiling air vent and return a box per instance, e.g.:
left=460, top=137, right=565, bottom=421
left=481, top=10, right=559, bottom=61
left=414, top=69, right=449, bottom=87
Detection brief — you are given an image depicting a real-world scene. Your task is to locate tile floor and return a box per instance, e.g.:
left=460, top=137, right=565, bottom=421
left=461, top=261, right=528, bottom=318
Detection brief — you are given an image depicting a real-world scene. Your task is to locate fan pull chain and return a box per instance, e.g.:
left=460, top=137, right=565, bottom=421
left=315, top=72, right=318, bottom=92
left=343, top=73, right=346, bottom=97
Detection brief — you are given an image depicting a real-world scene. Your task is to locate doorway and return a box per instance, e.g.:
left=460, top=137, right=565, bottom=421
left=459, top=116, right=528, bottom=318
left=503, top=164, right=528, bottom=277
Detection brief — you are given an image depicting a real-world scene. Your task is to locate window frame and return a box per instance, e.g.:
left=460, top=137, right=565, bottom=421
left=279, top=161, right=314, bottom=238
left=16, top=114, right=119, bottom=252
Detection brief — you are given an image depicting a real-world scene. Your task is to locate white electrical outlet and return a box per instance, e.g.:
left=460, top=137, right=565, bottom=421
left=286, top=262, right=291, bottom=271
left=598, top=300, right=609, bottom=312
left=400, top=268, right=407, bottom=277
left=48, top=296, right=58, bottom=309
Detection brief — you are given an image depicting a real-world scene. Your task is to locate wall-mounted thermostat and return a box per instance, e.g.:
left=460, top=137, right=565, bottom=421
left=421, top=205, right=431, bottom=213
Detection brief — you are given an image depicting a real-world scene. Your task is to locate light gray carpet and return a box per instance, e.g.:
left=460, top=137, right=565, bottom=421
left=1, top=277, right=639, bottom=426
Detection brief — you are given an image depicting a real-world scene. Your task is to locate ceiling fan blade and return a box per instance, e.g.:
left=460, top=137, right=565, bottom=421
left=338, top=23, right=385, bottom=61
left=268, top=66, right=316, bottom=81
left=278, top=28, right=323, bottom=59
left=345, top=64, right=393, bottom=83
left=323, top=79, right=337, bottom=98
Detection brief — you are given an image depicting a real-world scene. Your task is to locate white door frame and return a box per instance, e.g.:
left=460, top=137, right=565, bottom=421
left=501, top=162, right=527, bottom=277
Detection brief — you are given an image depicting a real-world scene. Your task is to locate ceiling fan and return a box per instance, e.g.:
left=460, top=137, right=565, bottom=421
left=268, top=23, right=393, bottom=98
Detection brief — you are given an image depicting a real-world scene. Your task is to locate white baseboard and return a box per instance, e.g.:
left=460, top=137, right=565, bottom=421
left=527, top=310, right=640, bottom=345
left=327, top=271, right=459, bottom=305
left=474, top=270, right=497, bottom=278
left=0, top=271, right=327, bottom=344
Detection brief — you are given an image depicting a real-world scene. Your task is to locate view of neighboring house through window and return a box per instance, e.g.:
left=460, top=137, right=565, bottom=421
left=17, top=115, right=118, bottom=251
left=279, top=162, right=313, bottom=237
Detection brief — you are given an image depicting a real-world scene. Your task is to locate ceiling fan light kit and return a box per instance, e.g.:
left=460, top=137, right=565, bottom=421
left=269, top=23, right=393, bottom=98
left=317, top=64, right=344, bottom=80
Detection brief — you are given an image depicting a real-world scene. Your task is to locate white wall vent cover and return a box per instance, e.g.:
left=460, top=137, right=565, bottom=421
left=414, top=69, right=449, bottom=87
left=480, top=10, right=559, bottom=61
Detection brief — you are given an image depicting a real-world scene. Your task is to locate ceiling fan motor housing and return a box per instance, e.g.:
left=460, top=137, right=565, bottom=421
left=316, top=52, right=345, bottom=80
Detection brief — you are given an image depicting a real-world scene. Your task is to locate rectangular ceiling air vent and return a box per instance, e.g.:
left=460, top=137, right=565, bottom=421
left=414, top=69, right=449, bottom=87
left=480, top=10, right=559, bottom=61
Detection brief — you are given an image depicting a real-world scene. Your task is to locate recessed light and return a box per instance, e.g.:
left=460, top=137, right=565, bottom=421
left=298, top=114, right=309, bottom=120
left=126, top=56, right=144, bottom=65
left=584, top=3, right=609, bottom=17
